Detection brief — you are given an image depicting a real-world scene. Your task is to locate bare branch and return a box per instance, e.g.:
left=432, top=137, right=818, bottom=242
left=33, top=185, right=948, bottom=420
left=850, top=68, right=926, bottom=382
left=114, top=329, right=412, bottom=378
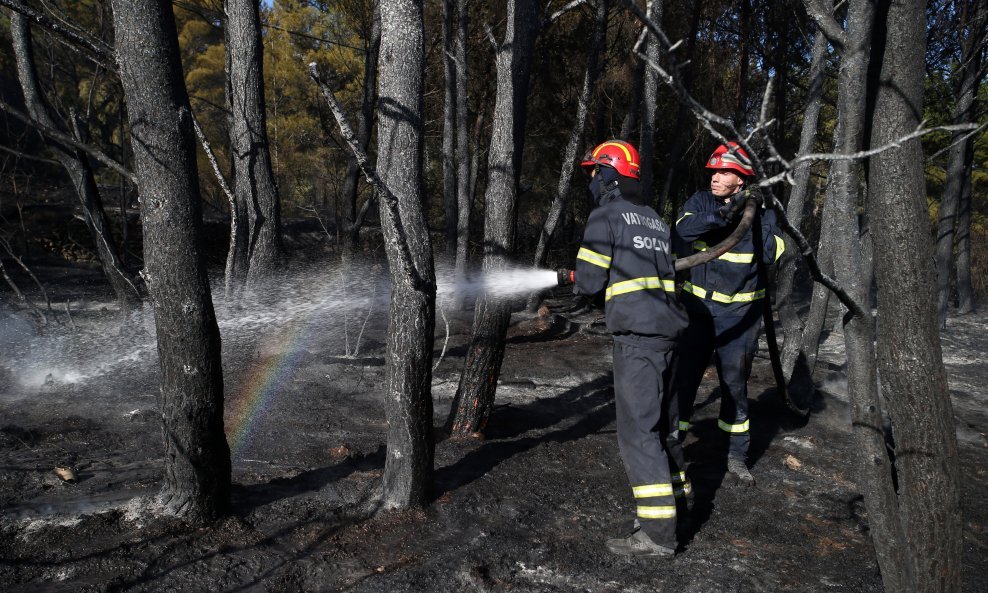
left=0, top=234, right=53, bottom=324
left=0, top=0, right=116, bottom=71
left=0, top=98, right=136, bottom=183
left=623, top=0, right=868, bottom=320
left=926, top=121, right=988, bottom=162
left=190, top=112, right=234, bottom=206
left=308, top=62, right=420, bottom=288
left=543, top=0, right=589, bottom=28
left=0, top=142, right=59, bottom=165
left=756, top=122, right=983, bottom=187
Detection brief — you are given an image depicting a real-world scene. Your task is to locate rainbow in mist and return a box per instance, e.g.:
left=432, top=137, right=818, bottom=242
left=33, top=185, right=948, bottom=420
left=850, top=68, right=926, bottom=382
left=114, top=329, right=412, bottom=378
left=225, top=322, right=311, bottom=458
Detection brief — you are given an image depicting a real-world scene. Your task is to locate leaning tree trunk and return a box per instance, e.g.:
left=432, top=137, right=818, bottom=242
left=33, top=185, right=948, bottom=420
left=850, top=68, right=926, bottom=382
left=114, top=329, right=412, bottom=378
left=446, top=0, right=540, bottom=437
left=10, top=13, right=140, bottom=311
left=111, top=0, right=230, bottom=523
left=935, top=0, right=985, bottom=327
left=528, top=0, right=606, bottom=311
left=868, top=0, right=962, bottom=589
left=225, top=0, right=282, bottom=289
left=638, top=0, right=662, bottom=206
left=376, top=0, right=437, bottom=508
left=776, top=32, right=827, bottom=400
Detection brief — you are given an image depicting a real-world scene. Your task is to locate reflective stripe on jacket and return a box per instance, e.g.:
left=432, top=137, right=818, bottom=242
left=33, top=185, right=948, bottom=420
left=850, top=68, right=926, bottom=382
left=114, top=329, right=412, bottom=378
left=574, top=189, right=688, bottom=339
left=674, top=190, right=784, bottom=315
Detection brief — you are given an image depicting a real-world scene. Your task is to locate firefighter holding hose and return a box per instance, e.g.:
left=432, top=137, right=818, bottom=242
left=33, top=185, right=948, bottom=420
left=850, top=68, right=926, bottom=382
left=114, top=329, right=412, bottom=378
left=672, top=142, right=785, bottom=486
left=559, top=139, right=689, bottom=557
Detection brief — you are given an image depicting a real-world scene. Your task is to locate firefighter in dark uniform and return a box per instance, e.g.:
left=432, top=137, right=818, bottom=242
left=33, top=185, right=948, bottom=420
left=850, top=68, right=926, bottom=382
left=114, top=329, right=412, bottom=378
left=673, top=142, right=785, bottom=485
left=569, top=140, right=689, bottom=557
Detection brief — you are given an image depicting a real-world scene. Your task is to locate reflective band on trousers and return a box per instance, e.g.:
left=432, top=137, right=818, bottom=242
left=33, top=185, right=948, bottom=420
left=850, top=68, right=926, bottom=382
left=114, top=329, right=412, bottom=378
left=605, top=277, right=676, bottom=301
left=577, top=247, right=611, bottom=269
left=633, top=483, right=674, bottom=498
left=671, top=471, right=691, bottom=497
left=678, top=420, right=691, bottom=432
left=719, top=418, right=750, bottom=433
left=683, top=282, right=765, bottom=304
left=694, top=240, right=754, bottom=264
left=638, top=505, right=677, bottom=519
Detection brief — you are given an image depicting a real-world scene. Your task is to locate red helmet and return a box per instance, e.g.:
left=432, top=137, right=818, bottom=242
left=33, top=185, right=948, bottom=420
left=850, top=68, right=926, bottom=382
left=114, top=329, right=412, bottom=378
left=705, top=142, right=754, bottom=177
left=581, top=140, right=641, bottom=180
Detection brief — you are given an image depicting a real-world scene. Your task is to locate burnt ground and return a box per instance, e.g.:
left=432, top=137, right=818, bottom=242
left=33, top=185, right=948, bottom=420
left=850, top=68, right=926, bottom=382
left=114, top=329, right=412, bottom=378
left=0, top=261, right=987, bottom=593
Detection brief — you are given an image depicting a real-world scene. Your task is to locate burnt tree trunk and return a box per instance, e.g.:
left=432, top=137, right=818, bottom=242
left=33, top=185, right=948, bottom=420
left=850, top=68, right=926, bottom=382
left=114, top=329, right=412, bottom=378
left=776, top=32, right=827, bottom=398
left=868, top=0, right=962, bottom=588
left=823, top=1, right=915, bottom=590
left=442, top=0, right=457, bottom=260
left=529, top=0, right=607, bottom=306
left=446, top=0, right=540, bottom=437
left=956, top=146, right=976, bottom=314
left=452, top=0, right=471, bottom=303
left=638, top=0, right=662, bottom=206
left=10, top=13, right=140, bottom=311
left=111, top=0, right=230, bottom=523
left=225, top=0, right=282, bottom=289
left=341, top=0, right=381, bottom=251
left=936, top=0, right=985, bottom=326
left=377, top=0, right=437, bottom=508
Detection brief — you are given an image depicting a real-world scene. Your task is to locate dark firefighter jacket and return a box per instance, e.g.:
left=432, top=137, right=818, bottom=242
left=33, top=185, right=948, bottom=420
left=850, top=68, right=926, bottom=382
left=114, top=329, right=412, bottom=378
left=674, top=189, right=786, bottom=316
left=573, top=186, right=688, bottom=345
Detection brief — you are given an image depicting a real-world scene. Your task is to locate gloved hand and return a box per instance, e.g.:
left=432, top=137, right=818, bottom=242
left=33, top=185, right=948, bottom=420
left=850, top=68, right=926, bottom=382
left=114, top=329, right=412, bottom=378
left=718, top=191, right=748, bottom=222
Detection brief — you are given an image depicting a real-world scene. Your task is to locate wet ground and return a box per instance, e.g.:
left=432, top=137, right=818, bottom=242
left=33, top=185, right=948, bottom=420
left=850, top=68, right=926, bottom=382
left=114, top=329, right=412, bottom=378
left=1, top=269, right=986, bottom=592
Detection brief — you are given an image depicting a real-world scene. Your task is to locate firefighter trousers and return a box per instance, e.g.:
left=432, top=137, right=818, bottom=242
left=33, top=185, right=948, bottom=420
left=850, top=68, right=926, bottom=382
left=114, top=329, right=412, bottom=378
left=612, top=336, right=683, bottom=548
left=675, top=294, right=763, bottom=460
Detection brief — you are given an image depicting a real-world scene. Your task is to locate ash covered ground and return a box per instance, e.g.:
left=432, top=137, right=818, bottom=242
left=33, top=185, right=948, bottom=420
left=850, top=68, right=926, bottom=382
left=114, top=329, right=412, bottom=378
left=1, top=260, right=986, bottom=593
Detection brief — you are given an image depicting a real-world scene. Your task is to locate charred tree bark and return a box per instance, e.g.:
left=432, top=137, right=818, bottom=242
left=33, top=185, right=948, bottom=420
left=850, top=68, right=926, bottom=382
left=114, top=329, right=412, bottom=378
left=868, top=0, right=962, bottom=588
left=446, top=0, right=541, bottom=437
left=376, top=0, right=436, bottom=508
left=935, top=0, right=985, bottom=326
left=341, top=1, right=381, bottom=251
left=442, top=0, right=457, bottom=260
left=956, top=147, right=976, bottom=314
left=776, top=32, right=827, bottom=403
left=638, top=0, right=662, bottom=206
left=528, top=0, right=606, bottom=311
left=821, top=2, right=916, bottom=589
left=799, top=185, right=835, bottom=372
left=111, top=0, right=230, bottom=523
left=10, top=13, right=140, bottom=311
left=452, top=0, right=471, bottom=303
left=225, top=0, right=282, bottom=289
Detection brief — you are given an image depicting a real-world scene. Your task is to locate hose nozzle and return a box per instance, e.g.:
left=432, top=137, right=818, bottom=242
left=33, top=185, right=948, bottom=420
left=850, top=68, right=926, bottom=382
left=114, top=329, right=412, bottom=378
left=556, top=268, right=575, bottom=287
